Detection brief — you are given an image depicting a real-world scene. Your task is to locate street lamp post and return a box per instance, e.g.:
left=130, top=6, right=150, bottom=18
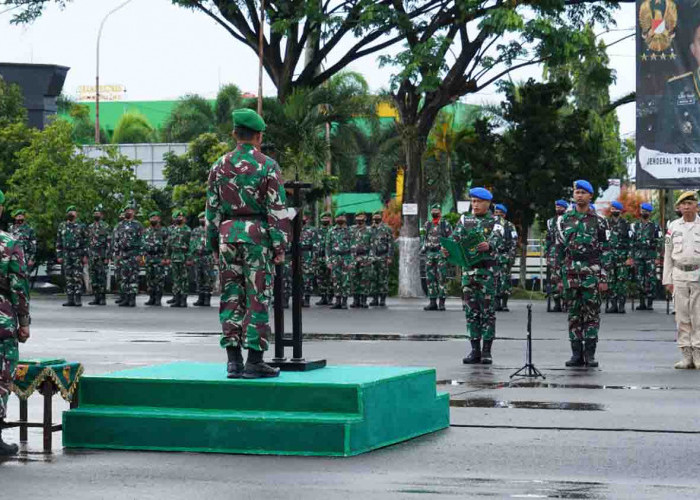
left=95, top=0, right=134, bottom=144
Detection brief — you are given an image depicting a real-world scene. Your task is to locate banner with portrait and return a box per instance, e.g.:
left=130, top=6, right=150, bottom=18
left=637, top=0, right=700, bottom=188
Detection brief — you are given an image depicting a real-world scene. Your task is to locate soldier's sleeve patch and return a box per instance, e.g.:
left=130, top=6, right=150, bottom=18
left=493, top=223, right=504, bottom=235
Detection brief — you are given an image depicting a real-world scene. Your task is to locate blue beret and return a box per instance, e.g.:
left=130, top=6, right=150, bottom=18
left=641, top=202, right=653, bottom=212
left=555, top=200, right=569, bottom=208
left=574, top=180, right=594, bottom=194
left=494, top=204, right=507, bottom=214
left=611, top=201, right=623, bottom=211
left=469, top=187, right=493, bottom=201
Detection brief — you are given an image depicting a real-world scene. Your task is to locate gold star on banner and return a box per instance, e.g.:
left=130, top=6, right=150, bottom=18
left=670, top=53, right=677, bottom=60
left=661, top=52, right=667, bottom=60
left=642, top=53, right=648, bottom=61
left=651, top=53, right=657, bottom=60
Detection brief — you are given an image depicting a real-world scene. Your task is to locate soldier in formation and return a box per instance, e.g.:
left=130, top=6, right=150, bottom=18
left=546, top=200, right=569, bottom=312
left=633, top=202, right=663, bottom=311
left=188, top=211, right=215, bottom=307
left=558, top=180, right=608, bottom=368
left=56, top=206, right=88, bottom=307
left=314, top=212, right=333, bottom=305
left=350, top=212, right=373, bottom=309
left=166, top=209, right=191, bottom=308
left=493, top=204, right=517, bottom=312
left=0, top=189, right=31, bottom=456
left=299, top=215, right=317, bottom=308
left=422, top=204, right=452, bottom=311
left=369, top=211, right=393, bottom=307
left=86, top=205, right=111, bottom=306
left=142, top=210, right=168, bottom=307
left=327, top=212, right=353, bottom=310
left=9, top=209, right=36, bottom=273
left=604, top=201, right=632, bottom=314
left=112, top=202, right=143, bottom=308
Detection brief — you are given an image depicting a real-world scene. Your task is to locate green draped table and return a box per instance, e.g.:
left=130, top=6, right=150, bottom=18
left=6, top=358, right=83, bottom=452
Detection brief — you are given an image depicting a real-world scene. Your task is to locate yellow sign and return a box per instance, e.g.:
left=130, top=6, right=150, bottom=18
left=77, top=84, right=126, bottom=102
left=396, top=167, right=405, bottom=204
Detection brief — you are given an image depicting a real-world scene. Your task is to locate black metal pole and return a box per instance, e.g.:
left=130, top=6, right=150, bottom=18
left=273, top=263, right=285, bottom=362
left=291, top=185, right=304, bottom=361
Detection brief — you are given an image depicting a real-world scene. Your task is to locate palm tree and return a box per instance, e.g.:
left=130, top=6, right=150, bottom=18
left=111, top=112, right=155, bottom=144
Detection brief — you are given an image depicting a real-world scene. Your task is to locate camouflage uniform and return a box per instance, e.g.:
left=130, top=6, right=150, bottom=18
left=495, top=219, right=518, bottom=310
left=350, top=222, right=373, bottom=307
left=282, top=253, right=292, bottom=306
left=558, top=209, right=608, bottom=342
left=189, top=225, right=216, bottom=295
left=111, top=220, right=124, bottom=295
left=9, top=223, right=37, bottom=271
left=299, top=223, right=318, bottom=300
left=421, top=219, right=453, bottom=299
left=545, top=215, right=564, bottom=306
left=142, top=225, right=168, bottom=297
left=0, top=231, right=30, bottom=424
left=326, top=223, right=353, bottom=306
left=167, top=224, right=192, bottom=298
left=454, top=212, right=505, bottom=342
left=206, top=143, right=288, bottom=352
left=632, top=219, right=663, bottom=306
left=314, top=222, right=333, bottom=302
left=369, top=222, right=394, bottom=302
left=87, top=220, right=111, bottom=296
left=112, top=218, right=144, bottom=297
left=604, top=216, right=632, bottom=311
left=56, top=220, right=88, bottom=296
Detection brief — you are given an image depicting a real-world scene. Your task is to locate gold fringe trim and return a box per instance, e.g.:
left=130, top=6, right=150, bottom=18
left=9, top=364, right=84, bottom=402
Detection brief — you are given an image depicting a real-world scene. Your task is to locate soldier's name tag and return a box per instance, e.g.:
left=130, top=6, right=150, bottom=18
left=493, top=223, right=504, bottom=236
left=677, top=90, right=697, bottom=107
left=511, top=230, right=518, bottom=239
left=605, top=230, right=611, bottom=240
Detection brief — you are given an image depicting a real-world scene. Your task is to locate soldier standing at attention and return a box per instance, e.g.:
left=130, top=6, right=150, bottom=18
left=166, top=209, right=191, bottom=308
left=633, top=202, right=663, bottom=311
left=0, top=189, right=31, bottom=456
left=188, top=212, right=215, bottom=307
left=142, top=211, right=168, bottom=307
left=299, top=214, right=317, bottom=308
left=663, top=191, right=700, bottom=369
left=113, top=211, right=126, bottom=304
left=86, top=206, right=111, bottom=306
left=604, top=201, right=632, bottom=314
left=557, top=180, right=608, bottom=368
left=350, top=212, right=373, bottom=309
left=327, top=212, right=353, bottom=310
left=9, top=209, right=37, bottom=273
left=56, top=206, right=88, bottom=307
left=445, top=188, right=504, bottom=364
left=206, top=108, right=288, bottom=379
left=546, top=200, right=568, bottom=312
left=369, top=211, right=394, bottom=307
left=113, top=202, right=143, bottom=308
left=314, top=212, right=333, bottom=305
left=493, top=204, right=517, bottom=312
left=421, top=204, right=452, bottom=311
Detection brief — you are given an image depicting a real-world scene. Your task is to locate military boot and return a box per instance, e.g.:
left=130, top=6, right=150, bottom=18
left=369, top=295, right=380, bottom=307
left=114, top=293, right=124, bottom=305
left=495, top=297, right=503, bottom=312
left=243, top=349, right=280, bottom=379
left=481, top=339, right=494, bottom=364
left=606, top=299, right=618, bottom=314
left=424, top=298, right=438, bottom=311
left=98, top=293, right=107, bottom=306
left=438, top=298, right=446, bottom=311
left=584, top=339, right=598, bottom=368
left=350, top=295, right=360, bottom=308
left=636, top=294, right=647, bottom=310
left=674, top=347, right=694, bottom=369
left=179, top=295, right=188, bottom=308
left=379, top=294, right=387, bottom=307
left=0, top=427, right=19, bottom=456
left=283, top=297, right=290, bottom=309
left=646, top=298, right=654, bottom=311
left=462, top=339, right=481, bottom=364
left=552, top=298, right=562, bottom=313
left=303, top=295, right=310, bottom=308
left=618, top=297, right=626, bottom=314
left=169, top=294, right=182, bottom=307
left=192, top=293, right=204, bottom=307
left=226, top=346, right=244, bottom=379
left=315, top=295, right=329, bottom=306
left=565, top=340, right=585, bottom=367
left=62, top=294, right=76, bottom=307
left=341, top=296, right=348, bottom=309
left=74, top=294, right=82, bottom=307
left=88, top=294, right=101, bottom=306
left=202, top=294, right=211, bottom=307
left=144, top=293, right=155, bottom=306
left=166, top=295, right=177, bottom=304
left=361, top=295, right=369, bottom=308
left=153, top=292, right=162, bottom=307
left=502, top=297, right=509, bottom=312
left=330, top=296, right=343, bottom=309
left=119, top=294, right=136, bottom=307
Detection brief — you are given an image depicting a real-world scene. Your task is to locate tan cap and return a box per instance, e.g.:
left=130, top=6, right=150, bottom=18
left=676, top=191, right=698, bottom=205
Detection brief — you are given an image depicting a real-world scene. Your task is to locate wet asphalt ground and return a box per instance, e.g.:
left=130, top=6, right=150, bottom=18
left=1, top=295, right=699, bottom=499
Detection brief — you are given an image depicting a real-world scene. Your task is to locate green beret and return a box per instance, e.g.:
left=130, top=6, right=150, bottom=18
left=320, top=211, right=332, bottom=218
left=124, top=200, right=137, bottom=210
left=0, top=189, right=4, bottom=205
left=66, top=205, right=77, bottom=213
left=12, top=209, right=26, bottom=217
left=430, top=203, right=441, bottom=211
left=172, top=209, right=185, bottom=218
left=93, top=204, right=104, bottom=213
left=232, top=108, right=266, bottom=132
left=198, top=211, right=206, bottom=218
left=148, top=211, right=161, bottom=218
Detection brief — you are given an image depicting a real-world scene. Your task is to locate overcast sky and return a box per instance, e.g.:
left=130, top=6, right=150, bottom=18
left=0, top=0, right=636, bottom=135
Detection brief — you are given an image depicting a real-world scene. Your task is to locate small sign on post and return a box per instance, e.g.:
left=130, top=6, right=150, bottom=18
left=402, top=203, right=418, bottom=215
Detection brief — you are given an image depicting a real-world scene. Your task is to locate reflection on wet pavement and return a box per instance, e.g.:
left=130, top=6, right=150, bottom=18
left=438, top=380, right=683, bottom=391
left=449, top=398, right=605, bottom=411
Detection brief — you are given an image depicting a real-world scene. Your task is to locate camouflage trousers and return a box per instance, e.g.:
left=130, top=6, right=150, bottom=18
left=218, top=243, right=273, bottom=352
left=316, top=258, right=332, bottom=296
left=635, top=258, right=658, bottom=299
left=330, top=254, right=352, bottom=298
left=62, top=254, right=84, bottom=295
left=119, top=254, right=140, bottom=295
left=425, top=253, right=448, bottom=299
left=193, top=256, right=215, bottom=294
left=563, top=272, right=601, bottom=341
left=370, top=257, right=390, bottom=295
left=113, top=260, right=122, bottom=292
left=302, top=252, right=315, bottom=295
left=463, top=269, right=496, bottom=341
left=495, top=258, right=513, bottom=298
left=171, top=261, right=189, bottom=296
left=282, top=259, right=292, bottom=301
left=145, top=260, right=167, bottom=294
left=607, top=262, right=629, bottom=300
left=352, top=255, right=373, bottom=295
left=0, top=338, right=18, bottom=420
left=89, top=257, right=108, bottom=294
left=546, top=257, right=563, bottom=300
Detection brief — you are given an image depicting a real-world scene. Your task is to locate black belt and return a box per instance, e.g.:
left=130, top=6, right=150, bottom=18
left=300, top=246, right=313, bottom=251
left=473, top=260, right=496, bottom=268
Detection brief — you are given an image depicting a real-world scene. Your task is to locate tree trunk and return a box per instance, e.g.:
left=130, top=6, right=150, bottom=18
left=398, top=135, right=425, bottom=298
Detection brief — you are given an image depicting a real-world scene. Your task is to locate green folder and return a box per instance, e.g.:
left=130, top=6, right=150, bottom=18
left=441, top=231, right=488, bottom=269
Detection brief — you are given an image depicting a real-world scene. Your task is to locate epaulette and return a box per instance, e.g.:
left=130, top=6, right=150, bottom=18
left=668, top=72, right=693, bottom=83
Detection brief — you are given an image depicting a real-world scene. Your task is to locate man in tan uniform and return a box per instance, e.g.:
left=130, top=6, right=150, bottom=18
left=663, top=191, right=700, bottom=369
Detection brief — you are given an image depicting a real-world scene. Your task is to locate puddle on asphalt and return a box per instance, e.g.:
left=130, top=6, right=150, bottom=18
left=437, top=380, right=676, bottom=391
left=449, top=398, right=605, bottom=411
left=128, top=340, right=172, bottom=343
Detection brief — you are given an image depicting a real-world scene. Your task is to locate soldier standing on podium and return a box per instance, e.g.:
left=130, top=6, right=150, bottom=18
left=206, top=108, right=288, bottom=379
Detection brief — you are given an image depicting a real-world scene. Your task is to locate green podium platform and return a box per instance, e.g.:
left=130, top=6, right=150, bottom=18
left=62, top=363, right=449, bottom=456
